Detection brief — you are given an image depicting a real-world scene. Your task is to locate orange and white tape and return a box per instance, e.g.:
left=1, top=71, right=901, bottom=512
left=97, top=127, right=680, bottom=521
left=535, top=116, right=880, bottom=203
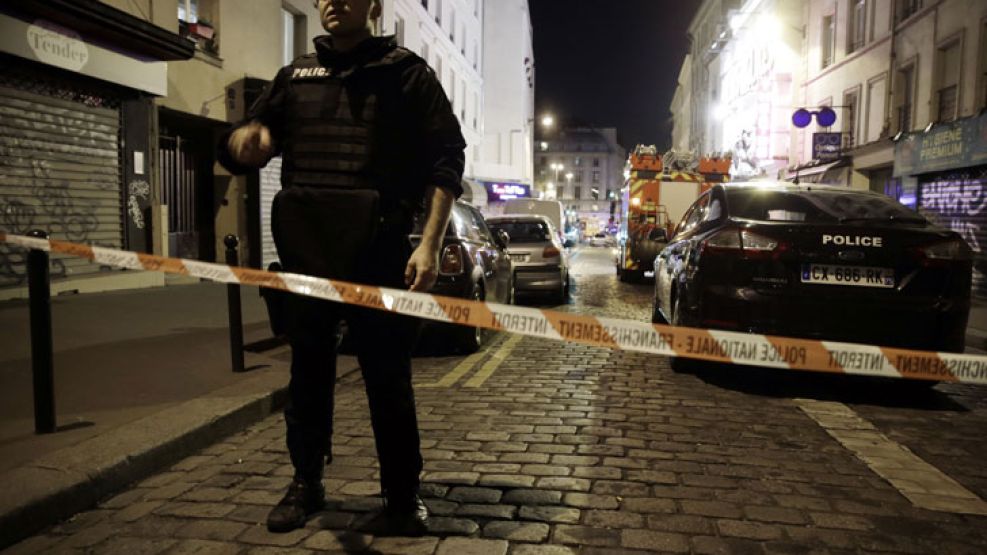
left=4, top=232, right=987, bottom=385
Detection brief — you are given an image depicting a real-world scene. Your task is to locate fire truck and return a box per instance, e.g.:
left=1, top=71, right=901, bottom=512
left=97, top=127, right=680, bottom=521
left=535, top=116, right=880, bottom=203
left=616, top=146, right=731, bottom=282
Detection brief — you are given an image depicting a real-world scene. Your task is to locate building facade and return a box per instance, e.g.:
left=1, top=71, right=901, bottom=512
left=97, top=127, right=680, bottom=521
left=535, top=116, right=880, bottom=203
left=683, top=0, right=802, bottom=180
left=534, top=127, right=626, bottom=235
left=670, top=55, right=693, bottom=151
left=380, top=0, right=486, bottom=205
left=474, top=0, right=535, bottom=208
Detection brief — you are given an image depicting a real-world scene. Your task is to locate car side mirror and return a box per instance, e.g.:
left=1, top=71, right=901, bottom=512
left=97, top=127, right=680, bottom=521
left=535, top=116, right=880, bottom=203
left=496, top=229, right=510, bottom=249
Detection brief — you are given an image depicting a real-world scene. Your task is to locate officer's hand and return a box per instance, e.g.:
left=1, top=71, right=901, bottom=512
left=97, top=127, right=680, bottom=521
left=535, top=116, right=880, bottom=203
left=228, top=122, right=274, bottom=167
left=405, top=244, right=439, bottom=292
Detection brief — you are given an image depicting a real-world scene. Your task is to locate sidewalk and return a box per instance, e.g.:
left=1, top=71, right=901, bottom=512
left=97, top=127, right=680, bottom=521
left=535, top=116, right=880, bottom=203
left=0, top=280, right=358, bottom=548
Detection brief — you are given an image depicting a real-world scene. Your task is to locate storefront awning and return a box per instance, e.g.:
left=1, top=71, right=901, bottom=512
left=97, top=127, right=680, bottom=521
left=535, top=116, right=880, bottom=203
left=784, top=158, right=850, bottom=184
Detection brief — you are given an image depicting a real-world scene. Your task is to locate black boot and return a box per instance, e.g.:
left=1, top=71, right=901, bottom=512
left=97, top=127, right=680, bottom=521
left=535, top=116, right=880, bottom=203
left=266, top=479, right=326, bottom=533
left=359, top=493, right=429, bottom=537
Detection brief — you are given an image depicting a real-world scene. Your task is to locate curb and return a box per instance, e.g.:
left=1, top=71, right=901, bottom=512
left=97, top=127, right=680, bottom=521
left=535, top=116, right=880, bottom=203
left=0, top=361, right=356, bottom=550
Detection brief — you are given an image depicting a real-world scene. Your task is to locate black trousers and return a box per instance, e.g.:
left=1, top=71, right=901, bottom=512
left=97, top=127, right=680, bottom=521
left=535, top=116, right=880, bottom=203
left=282, top=232, right=423, bottom=498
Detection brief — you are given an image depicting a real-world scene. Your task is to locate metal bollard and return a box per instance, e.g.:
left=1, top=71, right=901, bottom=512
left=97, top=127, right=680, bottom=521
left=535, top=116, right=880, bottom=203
left=27, top=229, right=55, bottom=434
left=225, top=235, right=246, bottom=373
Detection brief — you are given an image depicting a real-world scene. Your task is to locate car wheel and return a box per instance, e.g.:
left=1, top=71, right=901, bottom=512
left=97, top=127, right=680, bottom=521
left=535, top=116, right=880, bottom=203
left=456, top=285, right=485, bottom=354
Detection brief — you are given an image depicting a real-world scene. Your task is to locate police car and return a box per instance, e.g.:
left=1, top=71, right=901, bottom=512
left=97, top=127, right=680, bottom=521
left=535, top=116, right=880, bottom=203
left=652, top=183, right=973, bottom=354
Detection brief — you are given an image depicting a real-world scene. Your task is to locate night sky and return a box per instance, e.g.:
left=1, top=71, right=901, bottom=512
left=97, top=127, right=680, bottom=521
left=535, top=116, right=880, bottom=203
left=529, top=0, right=702, bottom=152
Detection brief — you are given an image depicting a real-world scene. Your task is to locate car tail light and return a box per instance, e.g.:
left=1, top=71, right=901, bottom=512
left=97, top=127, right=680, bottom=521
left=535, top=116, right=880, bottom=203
left=911, top=239, right=972, bottom=266
left=439, top=244, right=465, bottom=275
left=543, top=246, right=561, bottom=259
left=701, top=229, right=785, bottom=259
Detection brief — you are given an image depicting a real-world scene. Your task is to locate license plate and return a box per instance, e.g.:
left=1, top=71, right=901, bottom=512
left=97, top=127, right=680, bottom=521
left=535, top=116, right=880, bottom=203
left=509, top=253, right=529, bottom=262
left=801, top=264, right=894, bottom=288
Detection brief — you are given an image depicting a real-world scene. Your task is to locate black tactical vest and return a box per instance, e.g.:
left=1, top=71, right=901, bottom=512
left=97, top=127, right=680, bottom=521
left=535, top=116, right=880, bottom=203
left=279, top=44, right=428, bottom=217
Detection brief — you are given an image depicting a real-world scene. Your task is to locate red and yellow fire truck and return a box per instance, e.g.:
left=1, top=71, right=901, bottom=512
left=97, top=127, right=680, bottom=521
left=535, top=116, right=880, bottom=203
left=616, top=146, right=731, bottom=282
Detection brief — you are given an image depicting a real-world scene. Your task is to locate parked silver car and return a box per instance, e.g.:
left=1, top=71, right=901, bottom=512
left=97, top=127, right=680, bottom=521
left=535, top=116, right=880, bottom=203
left=486, top=214, right=571, bottom=304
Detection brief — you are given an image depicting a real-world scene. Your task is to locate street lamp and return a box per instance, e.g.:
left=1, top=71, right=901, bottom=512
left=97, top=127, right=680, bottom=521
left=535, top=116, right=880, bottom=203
left=550, top=162, right=565, bottom=183
left=541, top=114, right=555, bottom=128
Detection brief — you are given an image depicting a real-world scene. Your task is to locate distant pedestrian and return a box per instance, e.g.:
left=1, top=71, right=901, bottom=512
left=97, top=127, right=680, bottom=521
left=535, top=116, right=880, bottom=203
left=218, top=0, right=465, bottom=535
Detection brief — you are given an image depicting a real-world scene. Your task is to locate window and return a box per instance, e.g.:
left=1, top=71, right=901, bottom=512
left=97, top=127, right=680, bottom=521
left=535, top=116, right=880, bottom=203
left=450, top=9, right=456, bottom=42
left=896, top=0, right=922, bottom=24
left=822, top=15, right=835, bottom=68
left=178, top=0, right=198, bottom=22
left=848, top=0, right=866, bottom=54
left=574, top=157, right=582, bottom=166
left=592, top=171, right=601, bottom=184
left=395, top=15, right=405, bottom=47
left=421, top=41, right=429, bottom=62
left=575, top=171, right=583, bottom=183
left=592, top=158, right=600, bottom=167
left=435, top=0, right=442, bottom=25
left=421, top=0, right=428, bottom=9
left=843, top=89, right=859, bottom=148
left=574, top=186, right=582, bottom=199
left=896, top=64, right=915, bottom=132
left=936, top=41, right=961, bottom=122
left=460, top=80, right=466, bottom=121
left=450, top=73, right=456, bottom=111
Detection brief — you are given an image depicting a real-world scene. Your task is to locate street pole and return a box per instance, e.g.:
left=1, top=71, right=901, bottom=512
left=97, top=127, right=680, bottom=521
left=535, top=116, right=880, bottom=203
left=27, top=229, right=55, bottom=434
left=224, top=235, right=245, bottom=373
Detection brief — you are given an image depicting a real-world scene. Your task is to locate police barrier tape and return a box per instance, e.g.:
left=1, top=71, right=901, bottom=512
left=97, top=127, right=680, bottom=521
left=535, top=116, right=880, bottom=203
left=4, top=232, right=987, bottom=385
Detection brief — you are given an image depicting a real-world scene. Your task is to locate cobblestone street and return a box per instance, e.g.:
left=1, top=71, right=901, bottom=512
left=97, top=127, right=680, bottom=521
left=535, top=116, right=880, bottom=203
left=6, top=247, right=987, bottom=554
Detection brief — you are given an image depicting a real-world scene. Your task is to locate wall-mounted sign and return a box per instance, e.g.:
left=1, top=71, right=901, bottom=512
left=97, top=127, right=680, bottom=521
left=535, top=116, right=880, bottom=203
left=483, top=181, right=531, bottom=201
left=894, top=112, right=987, bottom=176
left=813, top=132, right=842, bottom=162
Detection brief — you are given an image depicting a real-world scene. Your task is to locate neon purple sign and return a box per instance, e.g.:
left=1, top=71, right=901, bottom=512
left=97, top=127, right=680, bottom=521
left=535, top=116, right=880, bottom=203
left=484, top=182, right=531, bottom=201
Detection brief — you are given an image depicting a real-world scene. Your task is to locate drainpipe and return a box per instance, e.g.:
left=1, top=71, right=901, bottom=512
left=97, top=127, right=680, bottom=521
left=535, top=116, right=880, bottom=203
left=886, top=1, right=898, bottom=137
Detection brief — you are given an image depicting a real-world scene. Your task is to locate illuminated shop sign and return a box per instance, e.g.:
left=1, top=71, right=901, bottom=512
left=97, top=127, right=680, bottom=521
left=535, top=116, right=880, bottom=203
left=484, top=182, right=531, bottom=201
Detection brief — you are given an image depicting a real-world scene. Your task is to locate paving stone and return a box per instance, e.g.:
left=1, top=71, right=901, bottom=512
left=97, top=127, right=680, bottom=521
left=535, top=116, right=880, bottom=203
left=679, top=499, right=743, bottom=519
left=232, top=489, right=285, bottom=505
left=620, top=497, right=676, bottom=514
left=237, top=526, right=312, bottom=547
left=591, top=480, right=652, bottom=497
left=573, top=466, right=622, bottom=480
left=419, top=482, right=450, bottom=498
left=482, top=521, right=550, bottom=542
left=423, top=471, right=480, bottom=485
left=809, top=512, right=875, bottom=530
left=423, top=498, right=460, bottom=516
left=743, top=505, right=807, bottom=524
left=100, top=488, right=148, bottom=509
left=427, top=516, right=481, bottom=535
left=624, top=470, right=678, bottom=485
left=528, top=444, right=576, bottom=454
left=562, top=493, right=619, bottom=510
left=456, top=503, right=517, bottom=519
left=113, top=501, right=165, bottom=523
left=166, top=539, right=242, bottom=555
left=447, top=486, right=503, bottom=503
left=226, top=504, right=270, bottom=525
left=201, top=474, right=246, bottom=489
left=370, top=536, right=440, bottom=555
left=307, top=510, right=358, bottom=530
left=510, top=544, right=577, bottom=555
left=646, top=514, right=715, bottom=535
left=303, top=530, right=372, bottom=551
left=502, top=489, right=563, bottom=505
left=582, top=509, right=645, bottom=529
left=175, top=520, right=248, bottom=541
left=500, top=453, right=552, bottom=464
left=120, top=515, right=189, bottom=538
left=535, top=477, right=591, bottom=492
left=691, top=535, right=766, bottom=555
left=181, top=487, right=238, bottom=502
left=93, top=535, right=177, bottom=554
left=478, top=474, right=537, bottom=488
left=436, top=537, right=508, bottom=555
left=716, top=516, right=788, bottom=541
left=472, top=463, right=522, bottom=473
left=621, top=529, right=690, bottom=552
left=518, top=505, right=581, bottom=523
left=154, top=502, right=237, bottom=519
left=552, top=524, right=621, bottom=547
left=337, top=481, right=382, bottom=496
left=521, top=464, right=573, bottom=476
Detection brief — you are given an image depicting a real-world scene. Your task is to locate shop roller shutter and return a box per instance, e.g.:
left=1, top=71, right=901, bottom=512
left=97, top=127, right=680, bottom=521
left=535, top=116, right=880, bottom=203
left=259, top=155, right=283, bottom=270
left=0, top=85, right=122, bottom=288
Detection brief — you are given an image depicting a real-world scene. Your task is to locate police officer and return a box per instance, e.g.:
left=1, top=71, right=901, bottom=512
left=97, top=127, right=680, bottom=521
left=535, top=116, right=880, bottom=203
left=219, top=0, right=465, bottom=535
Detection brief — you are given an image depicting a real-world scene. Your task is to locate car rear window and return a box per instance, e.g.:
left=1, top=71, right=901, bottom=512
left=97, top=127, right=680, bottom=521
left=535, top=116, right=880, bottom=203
left=488, top=220, right=551, bottom=243
left=725, top=189, right=925, bottom=224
